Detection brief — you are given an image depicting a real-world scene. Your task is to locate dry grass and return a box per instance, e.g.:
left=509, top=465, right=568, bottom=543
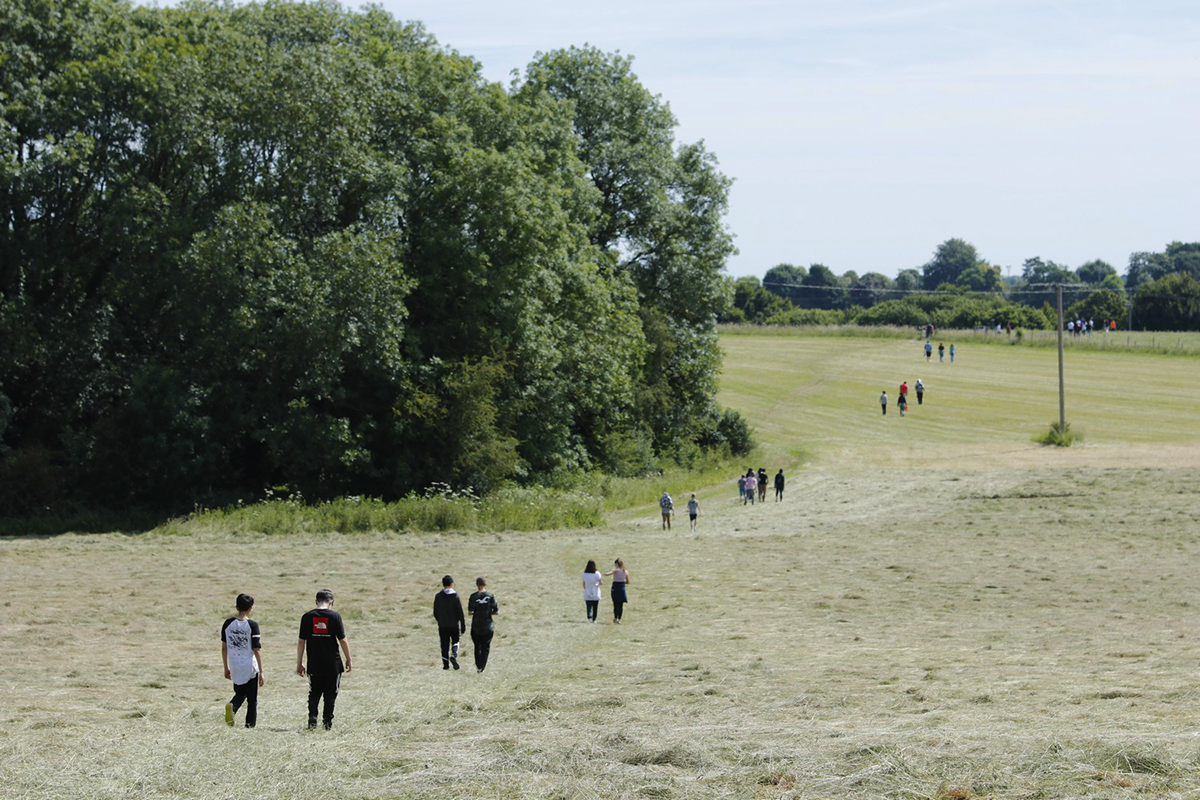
left=2, top=332, right=1200, bottom=798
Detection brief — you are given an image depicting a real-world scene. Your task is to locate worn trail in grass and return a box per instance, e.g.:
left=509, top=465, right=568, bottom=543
left=2, top=333, right=1200, bottom=798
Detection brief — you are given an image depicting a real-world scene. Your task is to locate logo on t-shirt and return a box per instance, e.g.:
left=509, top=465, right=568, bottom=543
left=312, top=617, right=329, bottom=635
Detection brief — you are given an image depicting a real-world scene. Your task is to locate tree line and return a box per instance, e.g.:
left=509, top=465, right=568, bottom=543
left=725, top=239, right=1200, bottom=331
left=0, top=0, right=750, bottom=515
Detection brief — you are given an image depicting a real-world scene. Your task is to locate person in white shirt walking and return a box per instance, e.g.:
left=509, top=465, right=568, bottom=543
left=221, top=593, right=264, bottom=728
left=582, top=560, right=603, bottom=622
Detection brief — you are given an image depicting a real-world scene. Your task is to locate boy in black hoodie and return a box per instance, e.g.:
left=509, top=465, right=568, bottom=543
left=433, top=575, right=466, bottom=670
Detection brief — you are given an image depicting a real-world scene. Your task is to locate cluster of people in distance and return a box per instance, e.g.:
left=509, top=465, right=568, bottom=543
left=924, top=340, right=954, bottom=362
left=880, top=378, right=926, bottom=416
left=1066, top=318, right=1116, bottom=335
left=658, top=491, right=700, bottom=530
left=737, top=468, right=785, bottom=505
left=219, top=580, right=498, bottom=731
left=582, top=558, right=631, bottom=623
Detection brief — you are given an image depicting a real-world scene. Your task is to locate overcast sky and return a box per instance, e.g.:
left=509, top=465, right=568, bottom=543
left=375, top=0, right=1198, bottom=279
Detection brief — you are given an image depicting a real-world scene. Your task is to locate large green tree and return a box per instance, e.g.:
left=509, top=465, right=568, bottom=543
left=0, top=0, right=739, bottom=512
left=921, top=238, right=980, bottom=290
left=515, top=46, right=736, bottom=455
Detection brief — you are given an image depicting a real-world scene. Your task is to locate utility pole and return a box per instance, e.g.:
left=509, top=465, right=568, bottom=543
left=1056, top=284, right=1065, bottom=432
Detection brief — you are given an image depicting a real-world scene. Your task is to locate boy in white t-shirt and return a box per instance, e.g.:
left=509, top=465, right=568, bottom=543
left=221, top=593, right=264, bottom=728
left=687, top=493, right=700, bottom=531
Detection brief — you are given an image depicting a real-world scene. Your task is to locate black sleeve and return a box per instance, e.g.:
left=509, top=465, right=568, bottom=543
left=298, top=613, right=310, bottom=640
left=221, top=617, right=233, bottom=642
left=249, top=619, right=262, bottom=649
left=490, top=595, right=499, bottom=615
left=456, top=596, right=465, bottom=629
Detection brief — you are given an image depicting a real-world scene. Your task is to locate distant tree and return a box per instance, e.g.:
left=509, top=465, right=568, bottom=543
left=729, top=277, right=790, bottom=323
left=1015, top=257, right=1080, bottom=309
left=1076, top=259, right=1117, bottom=285
left=957, top=262, right=1003, bottom=293
left=851, top=272, right=895, bottom=308
left=1125, top=251, right=1169, bottom=289
left=799, top=264, right=847, bottom=310
left=1164, top=241, right=1200, bottom=279
left=762, top=263, right=807, bottom=304
left=894, top=269, right=921, bottom=292
left=1132, top=272, right=1200, bottom=331
left=1066, top=290, right=1127, bottom=327
left=921, top=238, right=980, bottom=290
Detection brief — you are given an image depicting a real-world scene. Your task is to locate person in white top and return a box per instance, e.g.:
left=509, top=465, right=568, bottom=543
left=221, top=593, right=264, bottom=728
left=582, top=560, right=603, bottom=622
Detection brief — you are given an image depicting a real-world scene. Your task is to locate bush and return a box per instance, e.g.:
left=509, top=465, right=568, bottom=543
left=1035, top=421, right=1081, bottom=447
left=717, top=409, right=754, bottom=456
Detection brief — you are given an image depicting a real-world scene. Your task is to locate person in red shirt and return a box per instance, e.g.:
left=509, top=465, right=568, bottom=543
left=899, top=381, right=908, bottom=404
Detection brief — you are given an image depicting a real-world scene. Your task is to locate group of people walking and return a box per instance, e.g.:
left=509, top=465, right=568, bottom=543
left=433, top=575, right=499, bottom=674
left=582, top=558, right=630, bottom=623
left=923, top=341, right=954, bottom=362
left=220, top=579, right=499, bottom=731
left=658, top=491, right=700, bottom=530
left=222, top=589, right=354, bottom=731
left=737, top=468, right=785, bottom=504
left=880, top=378, right=926, bottom=416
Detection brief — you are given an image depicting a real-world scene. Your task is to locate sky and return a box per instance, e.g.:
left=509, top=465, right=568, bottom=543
left=376, top=0, right=1198, bottom=279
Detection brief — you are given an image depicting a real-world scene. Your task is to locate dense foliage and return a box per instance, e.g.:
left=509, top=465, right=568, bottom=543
left=0, top=0, right=745, bottom=514
left=735, top=240, right=1200, bottom=332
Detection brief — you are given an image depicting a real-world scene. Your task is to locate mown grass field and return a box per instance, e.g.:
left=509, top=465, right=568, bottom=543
left=3, top=330, right=1200, bottom=799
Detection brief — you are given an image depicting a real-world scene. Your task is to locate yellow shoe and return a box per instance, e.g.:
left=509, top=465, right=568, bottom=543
left=224, top=703, right=234, bottom=727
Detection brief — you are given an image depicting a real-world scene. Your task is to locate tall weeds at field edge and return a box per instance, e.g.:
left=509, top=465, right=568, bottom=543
left=155, top=486, right=603, bottom=535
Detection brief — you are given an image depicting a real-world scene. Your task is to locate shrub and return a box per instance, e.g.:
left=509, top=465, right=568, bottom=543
left=1035, top=421, right=1081, bottom=447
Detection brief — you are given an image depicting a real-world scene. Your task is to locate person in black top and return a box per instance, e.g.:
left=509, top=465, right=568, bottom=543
left=757, top=468, right=768, bottom=502
left=774, top=469, right=785, bottom=501
left=433, top=575, right=466, bottom=670
left=297, top=589, right=352, bottom=730
left=468, top=577, right=499, bottom=673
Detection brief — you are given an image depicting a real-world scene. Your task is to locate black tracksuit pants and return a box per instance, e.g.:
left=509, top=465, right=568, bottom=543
left=308, top=671, right=341, bottom=728
left=231, top=678, right=258, bottom=728
left=471, top=629, right=493, bottom=671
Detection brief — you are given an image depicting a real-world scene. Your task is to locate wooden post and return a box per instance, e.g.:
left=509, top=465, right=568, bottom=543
left=1057, top=284, right=1065, bottom=433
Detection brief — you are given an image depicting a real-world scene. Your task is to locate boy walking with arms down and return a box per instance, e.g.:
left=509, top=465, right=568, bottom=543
left=468, top=577, right=499, bottom=673
left=434, top=575, right=466, bottom=670
left=297, top=589, right=352, bottom=730
left=221, top=593, right=263, bottom=728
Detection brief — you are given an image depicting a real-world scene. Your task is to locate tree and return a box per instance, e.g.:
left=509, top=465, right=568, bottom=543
left=1015, top=257, right=1081, bottom=309
left=851, top=272, right=894, bottom=308
left=894, top=269, right=921, bottom=292
left=1066, top=290, right=1127, bottom=327
left=1133, top=273, right=1200, bottom=331
left=515, top=46, right=736, bottom=456
left=730, top=277, right=790, bottom=323
left=921, top=238, right=980, bottom=290
left=957, top=262, right=1003, bottom=293
left=762, top=263, right=807, bottom=304
left=798, top=264, right=847, bottom=309
left=1076, top=259, right=1117, bottom=285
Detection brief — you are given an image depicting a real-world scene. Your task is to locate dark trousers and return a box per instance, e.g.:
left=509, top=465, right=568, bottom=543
left=439, top=626, right=461, bottom=667
left=775, top=486, right=783, bottom=500
left=585, top=600, right=599, bottom=621
left=612, top=596, right=625, bottom=620
left=917, top=392, right=923, bottom=405
left=307, top=671, right=340, bottom=728
left=230, top=677, right=258, bottom=728
left=471, top=629, right=493, bottom=671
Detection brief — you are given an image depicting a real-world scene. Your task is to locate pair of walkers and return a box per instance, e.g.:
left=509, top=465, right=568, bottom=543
left=434, top=575, right=499, bottom=673
left=582, top=558, right=630, bottom=623
left=221, top=588, right=353, bottom=731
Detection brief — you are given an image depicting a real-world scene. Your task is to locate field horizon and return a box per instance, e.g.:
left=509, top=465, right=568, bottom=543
left=3, top=331, right=1199, bottom=798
